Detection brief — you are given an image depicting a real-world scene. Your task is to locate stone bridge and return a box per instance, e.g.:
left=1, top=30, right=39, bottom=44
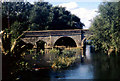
left=21, top=29, right=90, bottom=49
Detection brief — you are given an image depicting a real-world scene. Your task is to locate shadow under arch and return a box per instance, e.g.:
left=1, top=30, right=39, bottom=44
left=54, top=37, right=77, bottom=48
left=36, top=40, right=46, bottom=53
left=20, top=40, right=34, bottom=50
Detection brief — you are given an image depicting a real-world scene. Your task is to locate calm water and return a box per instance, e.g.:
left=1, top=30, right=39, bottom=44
left=4, top=45, right=120, bottom=81
left=50, top=45, right=94, bottom=80
left=50, top=45, right=120, bottom=80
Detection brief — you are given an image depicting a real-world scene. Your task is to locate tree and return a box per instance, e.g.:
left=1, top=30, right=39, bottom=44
left=29, top=3, right=84, bottom=30
left=2, top=2, right=33, bottom=30
left=2, top=2, right=85, bottom=79
left=2, top=2, right=84, bottom=56
left=2, top=2, right=33, bottom=56
left=90, top=2, right=120, bottom=55
left=29, top=2, right=53, bottom=30
left=49, top=6, right=84, bottom=30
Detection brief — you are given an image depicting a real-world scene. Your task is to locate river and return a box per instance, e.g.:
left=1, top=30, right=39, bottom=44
left=50, top=45, right=94, bottom=80
left=4, top=45, right=120, bottom=81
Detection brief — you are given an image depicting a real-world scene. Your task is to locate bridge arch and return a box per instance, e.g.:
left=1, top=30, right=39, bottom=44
left=54, top=36, right=77, bottom=47
left=81, top=35, right=92, bottom=47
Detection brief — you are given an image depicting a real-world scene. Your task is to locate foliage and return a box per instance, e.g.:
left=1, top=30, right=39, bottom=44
left=49, top=6, right=84, bottom=29
left=2, top=2, right=33, bottom=30
left=29, top=2, right=84, bottom=30
left=52, top=56, right=76, bottom=69
left=62, top=49, right=76, bottom=57
left=48, top=48, right=60, bottom=60
left=50, top=49, right=77, bottom=69
left=2, top=1, right=84, bottom=56
left=49, top=48, right=60, bottom=55
left=1, top=2, right=84, bottom=80
left=2, top=2, right=33, bottom=56
left=29, top=2, right=53, bottom=30
left=90, top=2, right=120, bottom=55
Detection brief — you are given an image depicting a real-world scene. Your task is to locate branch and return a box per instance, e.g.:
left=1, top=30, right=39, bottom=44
left=10, top=28, right=30, bottom=53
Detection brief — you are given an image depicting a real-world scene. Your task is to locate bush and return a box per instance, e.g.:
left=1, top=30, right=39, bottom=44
left=49, top=48, right=60, bottom=55
left=62, top=49, right=76, bottom=57
left=51, top=49, right=77, bottom=69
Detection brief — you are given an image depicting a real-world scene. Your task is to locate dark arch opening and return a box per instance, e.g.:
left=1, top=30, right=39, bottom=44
left=36, top=40, right=46, bottom=53
left=54, top=37, right=77, bottom=47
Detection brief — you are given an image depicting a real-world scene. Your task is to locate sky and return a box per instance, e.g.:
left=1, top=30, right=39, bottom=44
left=57, top=2, right=100, bottom=29
left=27, top=0, right=103, bottom=29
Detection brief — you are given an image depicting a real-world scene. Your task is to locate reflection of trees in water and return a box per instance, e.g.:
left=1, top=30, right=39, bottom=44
left=92, top=53, right=120, bottom=79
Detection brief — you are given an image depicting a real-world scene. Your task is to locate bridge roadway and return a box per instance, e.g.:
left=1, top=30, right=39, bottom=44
left=23, top=29, right=86, bottom=37
left=21, top=29, right=90, bottom=48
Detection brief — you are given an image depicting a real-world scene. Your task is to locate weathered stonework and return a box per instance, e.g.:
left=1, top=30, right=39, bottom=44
left=21, top=29, right=90, bottom=48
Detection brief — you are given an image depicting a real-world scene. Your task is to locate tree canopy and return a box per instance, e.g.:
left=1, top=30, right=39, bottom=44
left=2, top=2, right=84, bottom=31
left=2, top=2, right=84, bottom=56
left=90, top=2, right=120, bottom=54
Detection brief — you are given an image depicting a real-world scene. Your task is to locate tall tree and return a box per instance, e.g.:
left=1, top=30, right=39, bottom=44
left=49, top=6, right=84, bottom=30
left=90, top=2, right=120, bottom=55
left=29, top=2, right=53, bottom=30
left=29, top=3, right=84, bottom=30
left=2, top=2, right=33, bottom=30
left=2, top=2, right=84, bottom=56
left=2, top=2, right=33, bottom=56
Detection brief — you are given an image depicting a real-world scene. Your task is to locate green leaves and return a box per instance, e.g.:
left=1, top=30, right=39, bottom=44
left=90, top=2, right=120, bottom=54
left=2, top=2, right=84, bottom=56
left=2, top=2, right=84, bottom=31
left=29, top=2, right=53, bottom=30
